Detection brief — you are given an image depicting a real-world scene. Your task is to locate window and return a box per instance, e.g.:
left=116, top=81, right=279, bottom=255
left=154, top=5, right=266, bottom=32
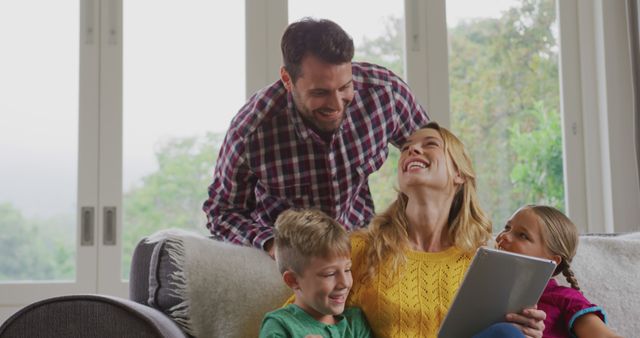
left=0, top=1, right=79, bottom=281
left=121, top=1, right=246, bottom=278
left=1, top=1, right=635, bottom=323
left=447, top=0, right=563, bottom=227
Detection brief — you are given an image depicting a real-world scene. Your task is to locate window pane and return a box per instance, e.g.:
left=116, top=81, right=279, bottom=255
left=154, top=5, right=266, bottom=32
left=122, top=1, right=246, bottom=278
left=0, top=1, right=79, bottom=281
left=447, top=0, right=564, bottom=229
left=288, top=0, right=406, bottom=211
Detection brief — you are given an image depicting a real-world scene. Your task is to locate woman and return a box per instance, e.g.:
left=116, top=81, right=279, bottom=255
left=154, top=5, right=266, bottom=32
left=348, top=122, right=545, bottom=338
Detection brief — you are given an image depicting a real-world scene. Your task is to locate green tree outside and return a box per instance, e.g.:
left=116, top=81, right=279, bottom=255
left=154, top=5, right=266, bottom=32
left=448, top=0, right=563, bottom=228
left=509, top=101, right=564, bottom=209
left=0, top=203, right=74, bottom=281
left=121, top=133, right=220, bottom=278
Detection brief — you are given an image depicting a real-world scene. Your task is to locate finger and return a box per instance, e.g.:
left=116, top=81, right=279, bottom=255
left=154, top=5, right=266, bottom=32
left=516, top=319, right=543, bottom=338
left=506, top=315, right=544, bottom=338
left=506, top=313, right=544, bottom=330
left=505, top=313, right=527, bottom=325
left=520, top=326, right=542, bottom=338
left=522, top=308, right=546, bottom=321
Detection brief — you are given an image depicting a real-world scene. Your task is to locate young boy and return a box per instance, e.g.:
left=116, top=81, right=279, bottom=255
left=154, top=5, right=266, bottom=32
left=259, top=209, right=372, bottom=338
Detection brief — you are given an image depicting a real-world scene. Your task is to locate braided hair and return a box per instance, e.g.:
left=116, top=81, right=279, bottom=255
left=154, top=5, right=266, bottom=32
left=527, top=205, right=581, bottom=290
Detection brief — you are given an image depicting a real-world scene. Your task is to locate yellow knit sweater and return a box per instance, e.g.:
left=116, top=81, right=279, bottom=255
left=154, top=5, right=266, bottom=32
left=347, top=236, right=472, bottom=338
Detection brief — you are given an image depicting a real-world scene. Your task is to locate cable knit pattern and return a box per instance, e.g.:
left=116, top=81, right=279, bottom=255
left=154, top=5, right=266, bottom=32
left=348, top=236, right=472, bottom=338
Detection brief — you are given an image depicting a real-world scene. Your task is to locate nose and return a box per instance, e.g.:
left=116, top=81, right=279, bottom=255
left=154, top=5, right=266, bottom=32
left=497, top=231, right=511, bottom=245
left=336, top=271, right=352, bottom=289
left=327, top=91, right=343, bottom=112
left=407, top=142, right=423, bottom=154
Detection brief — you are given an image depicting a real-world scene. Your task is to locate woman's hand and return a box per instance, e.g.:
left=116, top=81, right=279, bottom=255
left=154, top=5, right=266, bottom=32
left=505, top=305, right=546, bottom=338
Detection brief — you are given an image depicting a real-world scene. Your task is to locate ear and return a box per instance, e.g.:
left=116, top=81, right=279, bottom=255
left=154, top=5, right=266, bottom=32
left=280, top=66, right=292, bottom=92
left=283, top=270, right=300, bottom=290
left=453, top=171, right=465, bottom=185
left=551, top=255, right=563, bottom=267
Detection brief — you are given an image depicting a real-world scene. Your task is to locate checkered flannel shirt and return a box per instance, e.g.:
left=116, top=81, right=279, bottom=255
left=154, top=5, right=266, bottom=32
left=203, top=62, right=429, bottom=249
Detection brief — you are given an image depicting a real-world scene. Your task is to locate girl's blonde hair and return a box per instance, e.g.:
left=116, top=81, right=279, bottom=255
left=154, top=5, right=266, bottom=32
left=526, top=205, right=581, bottom=290
left=359, top=122, right=492, bottom=279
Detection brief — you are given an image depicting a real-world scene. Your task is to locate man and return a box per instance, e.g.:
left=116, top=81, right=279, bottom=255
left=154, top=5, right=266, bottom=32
left=203, top=18, right=429, bottom=257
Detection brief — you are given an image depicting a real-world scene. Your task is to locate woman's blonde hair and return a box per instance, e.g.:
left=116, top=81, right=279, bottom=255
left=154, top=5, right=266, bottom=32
left=526, top=205, right=581, bottom=290
left=359, top=122, right=492, bottom=279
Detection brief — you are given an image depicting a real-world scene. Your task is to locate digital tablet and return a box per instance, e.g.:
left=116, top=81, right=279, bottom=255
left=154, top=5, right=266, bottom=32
left=438, top=246, right=556, bottom=338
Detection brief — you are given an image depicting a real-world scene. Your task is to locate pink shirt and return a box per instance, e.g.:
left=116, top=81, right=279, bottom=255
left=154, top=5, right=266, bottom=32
left=538, top=279, right=607, bottom=338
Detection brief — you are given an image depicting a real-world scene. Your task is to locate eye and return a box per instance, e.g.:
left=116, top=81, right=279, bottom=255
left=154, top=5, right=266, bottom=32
left=309, top=90, right=327, bottom=97
left=401, top=145, right=409, bottom=152
left=518, top=232, right=529, bottom=240
left=339, top=83, right=352, bottom=91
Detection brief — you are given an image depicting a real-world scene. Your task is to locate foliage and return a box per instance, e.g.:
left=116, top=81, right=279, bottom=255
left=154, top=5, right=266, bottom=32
left=363, top=0, right=564, bottom=229
left=448, top=0, right=563, bottom=227
left=0, top=203, right=74, bottom=281
left=121, top=132, right=220, bottom=278
left=355, top=16, right=405, bottom=77
left=509, top=101, right=564, bottom=209
left=368, top=147, right=400, bottom=212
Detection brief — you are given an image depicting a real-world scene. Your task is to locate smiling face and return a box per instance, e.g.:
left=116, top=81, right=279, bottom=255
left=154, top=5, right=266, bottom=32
left=281, top=54, right=354, bottom=135
left=398, top=128, right=461, bottom=194
left=289, top=255, right=353, bottom=324
left=496, top=207, right=559, bottom=262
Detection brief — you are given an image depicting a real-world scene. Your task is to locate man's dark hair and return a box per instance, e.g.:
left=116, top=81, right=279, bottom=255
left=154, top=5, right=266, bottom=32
left=281, top=17, right=354, bottom=82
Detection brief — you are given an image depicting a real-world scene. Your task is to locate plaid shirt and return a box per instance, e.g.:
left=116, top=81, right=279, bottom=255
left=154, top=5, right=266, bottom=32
left=203, top=62, right=429, bottom=249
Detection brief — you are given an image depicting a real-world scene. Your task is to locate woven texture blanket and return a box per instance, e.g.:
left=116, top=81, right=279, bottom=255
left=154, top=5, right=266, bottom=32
left=147, top=229, right=290, bottom=338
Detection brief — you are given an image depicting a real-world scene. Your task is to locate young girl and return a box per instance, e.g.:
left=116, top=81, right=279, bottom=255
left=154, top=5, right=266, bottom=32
left=497, top=205, right=622, bottom=338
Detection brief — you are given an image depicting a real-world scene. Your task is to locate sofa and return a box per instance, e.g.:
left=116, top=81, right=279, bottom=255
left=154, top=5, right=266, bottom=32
left=1, top=230, right=638, bottom=338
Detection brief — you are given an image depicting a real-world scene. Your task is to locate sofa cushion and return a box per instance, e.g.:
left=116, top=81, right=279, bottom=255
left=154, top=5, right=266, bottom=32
left=145, top=229, right=290, bottom=338
left=555, top=232, right=640, bottom=338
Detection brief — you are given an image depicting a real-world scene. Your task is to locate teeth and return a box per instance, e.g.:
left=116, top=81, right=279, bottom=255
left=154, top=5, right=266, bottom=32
left=318, top=109, right=337, bottom=116
left=407, top=161, right=427, bottom=170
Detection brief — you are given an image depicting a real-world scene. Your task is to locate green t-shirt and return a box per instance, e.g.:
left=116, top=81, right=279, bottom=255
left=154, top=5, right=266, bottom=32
left=259, top=304, right=372, bottom=338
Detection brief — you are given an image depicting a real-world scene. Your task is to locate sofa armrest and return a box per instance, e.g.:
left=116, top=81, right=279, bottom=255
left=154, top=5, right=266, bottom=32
left=130, top=237, right=154, bottom=305
left=0, top=294, right=187, bottom=338
left=130, top=229, right=290, bottom=338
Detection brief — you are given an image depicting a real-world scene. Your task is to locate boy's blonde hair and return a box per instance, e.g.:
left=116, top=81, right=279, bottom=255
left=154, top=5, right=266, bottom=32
left=526, top=205, right=581, bottom=290
left=274, top=209, right=351, bottom=275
